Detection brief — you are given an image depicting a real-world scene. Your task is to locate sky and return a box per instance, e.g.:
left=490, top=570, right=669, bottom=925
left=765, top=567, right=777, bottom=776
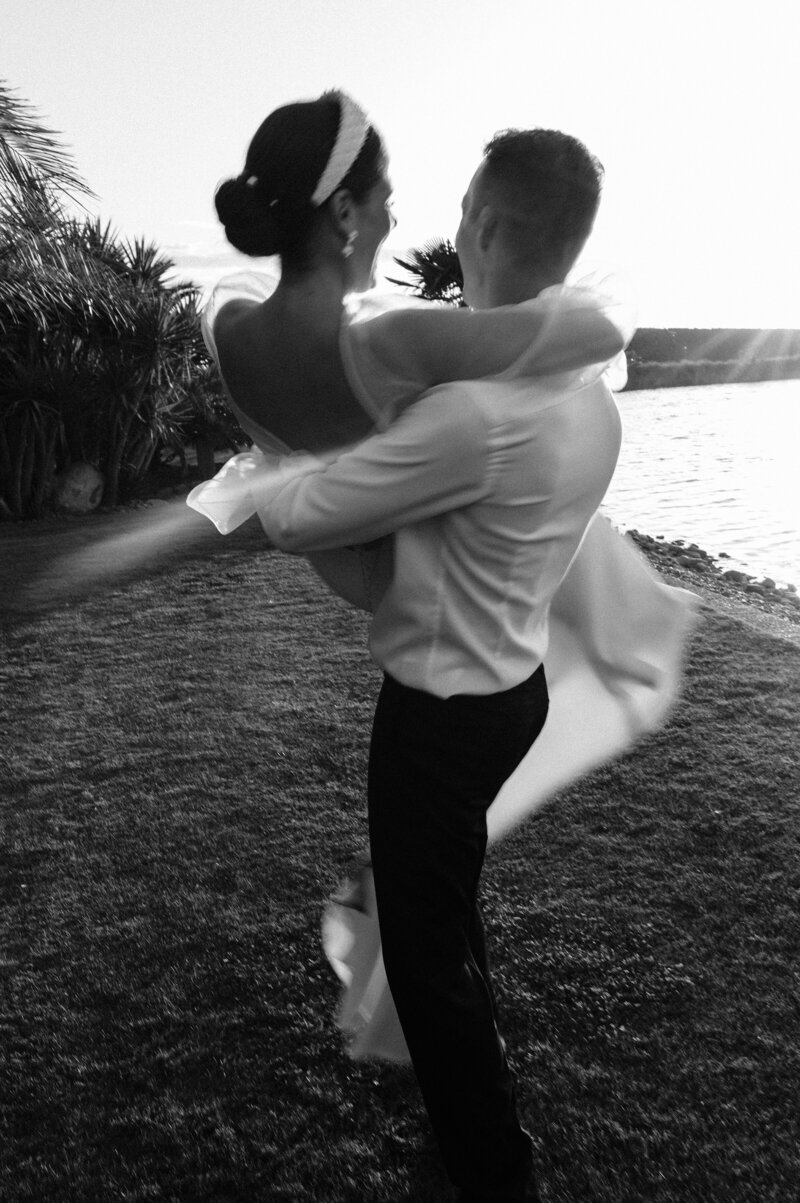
left=4, top=0, right=799, bottom=328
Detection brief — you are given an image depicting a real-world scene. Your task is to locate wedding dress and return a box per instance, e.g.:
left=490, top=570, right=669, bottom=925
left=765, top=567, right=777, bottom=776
left=189, top=272, right=699, bottom=1063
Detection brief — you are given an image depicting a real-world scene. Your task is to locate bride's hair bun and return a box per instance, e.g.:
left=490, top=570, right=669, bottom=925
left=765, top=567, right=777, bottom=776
left=214, top=175, right=283, bottom=257
left=214, top=93, right=386, bottom=264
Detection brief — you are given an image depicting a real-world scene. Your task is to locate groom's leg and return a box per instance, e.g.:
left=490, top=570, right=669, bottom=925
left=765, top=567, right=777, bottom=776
left=368, top=667, right=548, bottom=1198
left=468, top=903, right=498, bottom=1020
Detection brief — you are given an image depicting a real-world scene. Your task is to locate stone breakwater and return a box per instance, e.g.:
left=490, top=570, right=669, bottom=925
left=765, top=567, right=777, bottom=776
left=627, top=530, right=800, bottom=622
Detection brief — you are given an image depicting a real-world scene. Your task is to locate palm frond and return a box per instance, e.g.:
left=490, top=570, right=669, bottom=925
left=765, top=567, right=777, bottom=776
left=388, top=238, right=464, bottom=306
left=0, top=158, right=62, bottom=236
left=59, top=217, right=131, bottom=274
left=0, top=234, right=140, bottom=342
left=0, top=80, right=94, bottom=204
left=121, top=237, right=177, bottom=288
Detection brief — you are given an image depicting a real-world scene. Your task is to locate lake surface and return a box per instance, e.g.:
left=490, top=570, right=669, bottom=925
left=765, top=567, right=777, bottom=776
left=602, top=379, right=799, bottom=587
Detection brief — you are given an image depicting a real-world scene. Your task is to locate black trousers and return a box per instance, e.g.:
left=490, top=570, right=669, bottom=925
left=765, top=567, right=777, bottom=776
left=367, top=665, right=549, bottom=1198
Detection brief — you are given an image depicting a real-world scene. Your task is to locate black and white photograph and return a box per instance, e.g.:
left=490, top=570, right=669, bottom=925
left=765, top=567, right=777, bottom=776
left=2, top=2, right=798, bottom=1199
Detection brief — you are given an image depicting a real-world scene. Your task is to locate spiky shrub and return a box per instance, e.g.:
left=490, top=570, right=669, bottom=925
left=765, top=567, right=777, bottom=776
left=0, top=207, right=206, bottom=513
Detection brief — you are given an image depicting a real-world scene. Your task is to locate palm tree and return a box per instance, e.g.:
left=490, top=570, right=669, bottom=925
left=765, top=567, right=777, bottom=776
left=1, top=220, right=124, bottom=514
left=389, top=238, right=465, bottom=306
left=0, top=212, right=219, bottom=512
left=0, top=83, right=247, bottom=518
left=0, top=82, right=92, bottom=516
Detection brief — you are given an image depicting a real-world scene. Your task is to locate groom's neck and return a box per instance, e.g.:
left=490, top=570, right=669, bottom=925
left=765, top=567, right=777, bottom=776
left=485, top=265, right=566, bottom=308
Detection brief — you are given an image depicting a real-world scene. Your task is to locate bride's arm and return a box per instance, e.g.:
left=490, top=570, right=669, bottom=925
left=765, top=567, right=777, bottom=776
left=362, top=283, right=632, bottom=393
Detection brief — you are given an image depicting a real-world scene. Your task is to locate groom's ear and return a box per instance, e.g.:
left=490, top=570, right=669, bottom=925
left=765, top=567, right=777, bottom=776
left=476, top=205, right=498, bottom=253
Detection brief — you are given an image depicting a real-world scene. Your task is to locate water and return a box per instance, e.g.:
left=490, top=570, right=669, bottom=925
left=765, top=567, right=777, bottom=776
left=602, top=379, right=800, bottom=587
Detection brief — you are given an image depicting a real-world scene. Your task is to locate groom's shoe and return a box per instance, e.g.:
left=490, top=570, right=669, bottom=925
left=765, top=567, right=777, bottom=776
left=457, top=1179, right=540, bottom=1203
left=457, top=1189, right=540, bottom=1203
left=456, top=1128, right=538, bottom=1201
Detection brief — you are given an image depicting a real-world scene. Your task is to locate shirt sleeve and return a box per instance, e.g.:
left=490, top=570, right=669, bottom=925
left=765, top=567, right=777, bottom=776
left=256, top=388, right=489, bottom=552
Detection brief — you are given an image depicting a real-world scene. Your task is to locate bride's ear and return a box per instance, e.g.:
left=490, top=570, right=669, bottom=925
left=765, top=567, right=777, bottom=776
left=328, top=188, right=357, bottom=240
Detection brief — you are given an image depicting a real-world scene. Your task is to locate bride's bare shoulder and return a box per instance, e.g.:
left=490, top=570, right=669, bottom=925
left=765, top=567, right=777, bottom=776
left=212, top=298, right=264, bottom=355
left=214, top=296, right=256, bottom=324
left=205, top=271, right=280, bottom=340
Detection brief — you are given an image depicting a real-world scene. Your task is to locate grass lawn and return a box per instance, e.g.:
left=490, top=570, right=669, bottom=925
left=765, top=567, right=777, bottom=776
left=2, top=505, right=799, bottom=1202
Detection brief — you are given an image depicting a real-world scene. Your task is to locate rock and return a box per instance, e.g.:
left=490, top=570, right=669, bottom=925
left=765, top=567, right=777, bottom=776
left=721, top=569, right=751, bottom=584
left=760, top=578, right=776, bottom=591
left=745, top=584, right=765, bottom=595
left=53, top=463, right=105, bottom=514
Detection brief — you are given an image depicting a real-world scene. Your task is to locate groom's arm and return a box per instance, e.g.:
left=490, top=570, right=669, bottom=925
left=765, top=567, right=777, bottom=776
left=256, top=388, right=489, bottom=553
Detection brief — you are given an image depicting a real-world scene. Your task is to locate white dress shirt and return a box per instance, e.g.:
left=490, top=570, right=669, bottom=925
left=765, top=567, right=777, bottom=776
left=257, top=372, right=622, bottom=697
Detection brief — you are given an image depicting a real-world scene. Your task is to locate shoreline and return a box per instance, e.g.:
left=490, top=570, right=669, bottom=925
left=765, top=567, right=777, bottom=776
left=624, top=528, right=800, bottom=645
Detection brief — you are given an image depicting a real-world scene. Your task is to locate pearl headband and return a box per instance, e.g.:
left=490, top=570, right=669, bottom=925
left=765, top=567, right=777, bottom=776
left=310, top=91, right=371, bottom=207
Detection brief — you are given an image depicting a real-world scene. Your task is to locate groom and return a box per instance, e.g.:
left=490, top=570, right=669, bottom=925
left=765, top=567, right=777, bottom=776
left=258, top=129, right=624, bottom=1202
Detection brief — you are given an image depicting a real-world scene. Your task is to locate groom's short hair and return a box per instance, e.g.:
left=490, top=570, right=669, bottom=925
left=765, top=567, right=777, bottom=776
left=481, top=129, right=603, bottom=269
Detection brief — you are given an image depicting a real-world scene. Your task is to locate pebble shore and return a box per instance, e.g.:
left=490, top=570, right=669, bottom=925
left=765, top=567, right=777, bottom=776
left=626, top=529, right=800, bottom=639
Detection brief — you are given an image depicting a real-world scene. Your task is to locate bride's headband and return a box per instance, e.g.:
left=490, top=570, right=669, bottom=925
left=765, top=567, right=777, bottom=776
left=310, top=91, right=371, bottom=207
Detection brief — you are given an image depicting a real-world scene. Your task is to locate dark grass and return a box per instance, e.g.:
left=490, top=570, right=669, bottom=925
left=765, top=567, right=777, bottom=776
left=1, top=516, right=799, bottom=1201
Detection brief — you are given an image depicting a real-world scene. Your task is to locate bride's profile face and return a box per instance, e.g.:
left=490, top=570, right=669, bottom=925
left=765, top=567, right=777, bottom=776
left=351, top=173, right=395, bottom=291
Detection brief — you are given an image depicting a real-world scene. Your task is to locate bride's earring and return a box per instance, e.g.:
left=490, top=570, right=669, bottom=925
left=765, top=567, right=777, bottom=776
left=342, top=230, right=359, bottom=259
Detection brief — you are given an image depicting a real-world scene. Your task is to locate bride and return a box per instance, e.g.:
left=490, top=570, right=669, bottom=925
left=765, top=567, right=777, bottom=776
left=189, top=88, right=697, bottom=1194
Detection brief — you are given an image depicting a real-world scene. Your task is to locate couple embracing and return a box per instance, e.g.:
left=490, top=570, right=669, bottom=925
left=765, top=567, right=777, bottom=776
left=189, top=91, right=696, bottom=1202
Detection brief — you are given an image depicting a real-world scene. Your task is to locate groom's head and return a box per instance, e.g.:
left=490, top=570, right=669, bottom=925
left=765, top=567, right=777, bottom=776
left=456, top=129, right=603, bottom=307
